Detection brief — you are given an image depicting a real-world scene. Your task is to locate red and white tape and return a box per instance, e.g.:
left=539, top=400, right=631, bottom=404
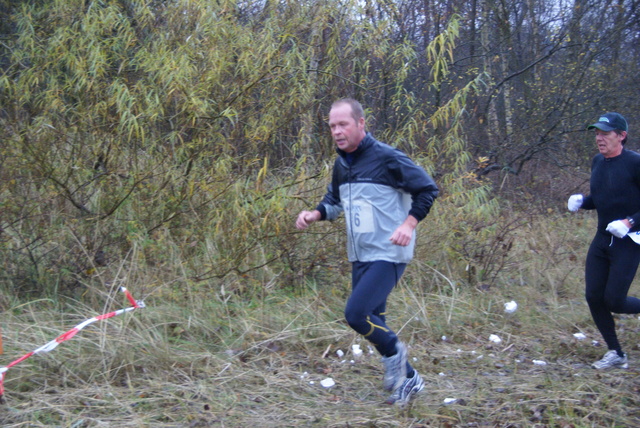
left=0, top=287, right=145, bottom=397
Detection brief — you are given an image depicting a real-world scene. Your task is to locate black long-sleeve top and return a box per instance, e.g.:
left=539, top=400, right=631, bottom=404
left=581, top=148, right=640, bottom=233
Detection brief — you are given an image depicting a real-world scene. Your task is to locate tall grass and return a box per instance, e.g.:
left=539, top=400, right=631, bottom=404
left=3, top=206, right=640, bottom=427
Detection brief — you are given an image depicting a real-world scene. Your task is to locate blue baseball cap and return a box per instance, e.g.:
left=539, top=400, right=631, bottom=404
left=588, top=112, right=628, bottom=132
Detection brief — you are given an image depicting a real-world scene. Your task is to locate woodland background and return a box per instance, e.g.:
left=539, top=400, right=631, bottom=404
left=1, top=0, right=640, bottom=426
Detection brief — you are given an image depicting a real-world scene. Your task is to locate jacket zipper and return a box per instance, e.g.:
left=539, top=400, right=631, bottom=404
left=347, top=162, right=359, bottom=261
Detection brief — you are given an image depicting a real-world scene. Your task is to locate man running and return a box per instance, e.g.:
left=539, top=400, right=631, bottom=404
left=296, top=98, right=438, bottom=404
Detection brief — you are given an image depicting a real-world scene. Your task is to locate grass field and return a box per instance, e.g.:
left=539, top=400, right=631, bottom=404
left=2, top=214, right=640, bottom=427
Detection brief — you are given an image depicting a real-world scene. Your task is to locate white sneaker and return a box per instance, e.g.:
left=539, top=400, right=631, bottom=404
left=385, top=371, right=425, bottom=407
left=592, top=350, right=628, bottom=369
left=381, top=342, right=408, bottom=391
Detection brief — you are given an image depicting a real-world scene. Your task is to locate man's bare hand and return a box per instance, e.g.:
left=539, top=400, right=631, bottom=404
left=296, top=210, right=321, bottom=230
left=389, top=215, right=418, bottom=246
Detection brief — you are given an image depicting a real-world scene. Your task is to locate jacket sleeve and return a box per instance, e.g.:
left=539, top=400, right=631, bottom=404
left=581, top=195, right=595, bottom=210
left=628, top=154, right=640, bottom=227
left=315, top=160, right=344, bottom=221
left=581, top=156, right=598, bottom=211
left=387, top=152, right=439, bottom=222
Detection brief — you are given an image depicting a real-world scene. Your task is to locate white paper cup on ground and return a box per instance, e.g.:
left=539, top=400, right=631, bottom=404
left=352, top=344, right=363, bottom=357
left=489, top=334, right=502, bottom=344
left=504, top=300, right=518, bottom=313
left=320, top=378, right=335, bottom=388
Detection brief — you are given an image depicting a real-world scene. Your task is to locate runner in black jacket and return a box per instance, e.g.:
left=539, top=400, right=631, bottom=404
left=296, top=98, right=438, bottom=405
left=568, top=112, right=640, bottom=369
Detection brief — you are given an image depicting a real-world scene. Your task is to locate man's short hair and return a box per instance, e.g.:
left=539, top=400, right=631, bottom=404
left=332, top=98, right=365, bottom=122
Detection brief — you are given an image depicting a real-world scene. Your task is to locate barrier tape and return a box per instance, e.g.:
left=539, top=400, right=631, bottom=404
left=0, top=287, right=145, bottom=398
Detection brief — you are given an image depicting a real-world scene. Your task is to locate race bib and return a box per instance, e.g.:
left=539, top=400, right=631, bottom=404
left=628, top=231, right=640, bottom=245
left=349, top=200, right=374, bottom=233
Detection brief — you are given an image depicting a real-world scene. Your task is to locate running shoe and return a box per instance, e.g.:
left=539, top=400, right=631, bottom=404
left=385, top=371, right=425, bottom=406
left=381, top=342, right=407, bottom=391
left=592, top=350, right=628, bottom=369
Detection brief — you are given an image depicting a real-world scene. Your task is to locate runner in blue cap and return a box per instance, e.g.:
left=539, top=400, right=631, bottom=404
left=568, top=112, right=640, bottom=369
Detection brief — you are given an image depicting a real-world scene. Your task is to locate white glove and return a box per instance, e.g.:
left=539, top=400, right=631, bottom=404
left=567, top=194, right=583, bottom=212
left=606, top=220, right=630, bottom=239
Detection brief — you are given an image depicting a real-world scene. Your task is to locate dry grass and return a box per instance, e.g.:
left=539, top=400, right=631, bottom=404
left=3, top=213, right=640, bottom=427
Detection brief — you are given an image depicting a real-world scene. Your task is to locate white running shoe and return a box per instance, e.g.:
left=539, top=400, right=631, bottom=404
left=592, top=350, right=628, bottom=369
left=381, top=342, right=408, bottom=391
left=385, top=371, right=425, bottom=406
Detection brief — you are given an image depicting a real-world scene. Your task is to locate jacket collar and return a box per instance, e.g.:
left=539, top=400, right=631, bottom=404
left=336, top=133, right=373, bottom=159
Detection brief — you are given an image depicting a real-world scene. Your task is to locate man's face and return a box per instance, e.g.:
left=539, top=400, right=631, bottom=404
left=328, top=103, right=365, bottom=153
left=595, top=129, right=626, bottom=158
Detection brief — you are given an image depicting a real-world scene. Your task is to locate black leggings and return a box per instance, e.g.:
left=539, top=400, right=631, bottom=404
left=585, top=232, right=640, bottom=353
left=344, top=261, right=414, bottom=375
